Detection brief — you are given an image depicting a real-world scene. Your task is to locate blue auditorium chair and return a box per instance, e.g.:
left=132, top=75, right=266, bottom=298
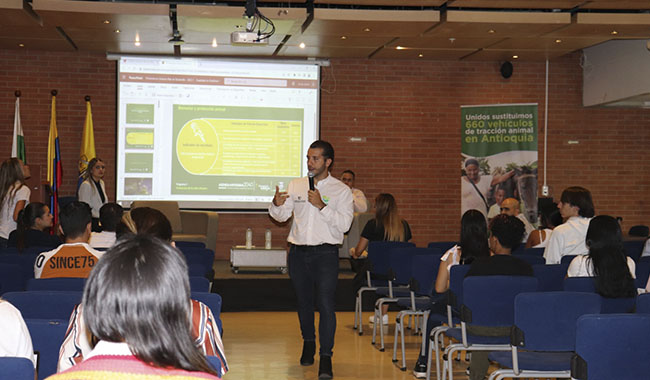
left=189, top=276, right=210, bottom=292
left=516, top=254, right=545, bottom=266
left=427, top=241, right=457, bottom=253
left=393, top=253, right=442, bottom=370
left=572, top=314, right=650, bottom=380
left=634, top=256, right=650, bottom=289
left=3, top=291, right=82, bottom=320
left=441, top=275, right=538, bottom=380
left=487, top=292, right=600, bottom=380
left=25, top=319, right=68, bottom=380
left=354, top=240, right=414, bottom=335
left=563, top=277, right=636, bottom=313
left=623, top=240, right=644, bottom=262
left=0, top=263, right=24, bottom=294
left=26, top=278, right=86, bottom=292
left=0, top=357, right=35, bottom=380
left=636, top=293, right=650, bottom=314
left=532, top=264, right=565, bottom=291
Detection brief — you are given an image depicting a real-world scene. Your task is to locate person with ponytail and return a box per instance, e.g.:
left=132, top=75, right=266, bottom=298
left=7, top=202, right=61, bottom=251
left=0, top=158, right=30, bottom=249
left=567, top=215, right=636, bottom=298
left=350, top=193, right=412, bottom=323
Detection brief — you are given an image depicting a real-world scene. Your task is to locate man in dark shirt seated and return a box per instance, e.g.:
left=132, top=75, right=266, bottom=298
left=465, top=214, right=533, bottom=380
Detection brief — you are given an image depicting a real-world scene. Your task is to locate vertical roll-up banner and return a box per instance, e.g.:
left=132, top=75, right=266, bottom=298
left=460, top=103, right=538, bottom=224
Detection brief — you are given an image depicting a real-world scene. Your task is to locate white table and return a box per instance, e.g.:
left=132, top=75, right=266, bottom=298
left=230, top=246, right=288, bottom=273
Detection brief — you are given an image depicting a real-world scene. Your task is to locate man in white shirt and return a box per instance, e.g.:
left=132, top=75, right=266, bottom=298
left=340, top=170, right=368, bottom=213
left=543, top=186, right=595, bottom=265
left=89, top=203, right=123, bottom=249
left=500, top=197, right=535, bottom=243
left=269, top=140, right=353, bottom=379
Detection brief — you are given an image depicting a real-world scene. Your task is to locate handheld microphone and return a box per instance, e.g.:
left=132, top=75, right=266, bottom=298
left=308, top=171, right=315, bottom=191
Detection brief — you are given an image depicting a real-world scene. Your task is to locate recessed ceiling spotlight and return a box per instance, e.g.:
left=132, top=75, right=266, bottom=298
left=299, top=42, right=306, bottom=49
left=396, top=46, right=406, bottom=50
left=18, top=43, right=24, bottom=47
left=212, top=38, right=218, bottom=48
left=135, top=33, right=141, bottom=47
left=114, top=29, right=121, bottom=33
left=418, top=53, right=423, bottom=58
left=363, top=28, right=371, bottom=32
left=103, top=20, right=110, bottom=24
left=135, top=41, right=141, bottom=47
left=512, top=55, right=519, bottom=59
left=341, top=36, right=347, bottom=40
left=488, top=29, right=495, bottom=34
left=611, top=30, right=618, bottom=35
left=555, top=39, right=562, bottom=43
left=449, top=37, right=456, bottom=43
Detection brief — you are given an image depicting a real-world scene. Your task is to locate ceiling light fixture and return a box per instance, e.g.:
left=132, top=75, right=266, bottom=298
left=341, top=36, right=347, bottom=40
left=114, top=29, right=121, bottom=33
left=135, top=33, right=141, bottom=47
left=299, top=42, right=306, bottom=49
left=212, top=38, right=218, bottom=48
left=611, top=30, right=618, bottom=35
left=103, top=20, right=110, bottom=24
left=18, top=43, right=24, bottom=47
left=418, top=53, right=423, bottom=57
left=396, top=46, right=405, bottom=50
left=488, top=29, right=495, bottom=34
left=363, top=28, right=371, bottom=32
left=512, top=55, right=519, bottom=59
left=555, top=39, right=562, bottom=43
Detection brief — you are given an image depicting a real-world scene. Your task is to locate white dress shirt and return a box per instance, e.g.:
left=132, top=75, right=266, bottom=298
left=543, top=216, right=591, bottom=265
left=351, top=188, right=368, bottom=213
left=269, top=174, right=354, bottom=246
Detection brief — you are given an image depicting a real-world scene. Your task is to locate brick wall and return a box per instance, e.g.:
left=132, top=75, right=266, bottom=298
left=1, top=49, right=648, bottom=259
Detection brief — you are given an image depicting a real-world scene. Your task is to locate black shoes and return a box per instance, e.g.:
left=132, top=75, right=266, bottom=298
left=413, top=360, right=427, bottom=378
left=300, top=341, right=316, bottom=366
left=318, top=355, right=333, bottom=379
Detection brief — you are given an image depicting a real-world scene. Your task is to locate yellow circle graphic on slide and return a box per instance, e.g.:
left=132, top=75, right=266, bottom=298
left=176, top=119, right=219, bottom=175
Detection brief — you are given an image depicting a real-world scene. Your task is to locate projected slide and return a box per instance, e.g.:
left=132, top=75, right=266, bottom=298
left=116, top=57, right=320, bottom=209
left=170, top=105, right=303, bottom=195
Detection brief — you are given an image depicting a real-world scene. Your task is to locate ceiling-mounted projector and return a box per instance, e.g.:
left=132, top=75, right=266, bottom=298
left=231, top=31, right=268, bottom=45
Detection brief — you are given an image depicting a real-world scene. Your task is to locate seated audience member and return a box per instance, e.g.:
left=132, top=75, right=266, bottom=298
left=0, top=298, right=35, bottom=367
left=486, top=186, right=506, bottom=220
left=464, top=214, right=534, bottom=380
left=413, top=209, right=490, bottom=378
left=88, top=203, right=123, bottom=249
left=8, top=202, right=61, bottom=251
left=340, top=170, right=368, bottom=213
left=33, top=201, right=103, bottom=279
left=568, top=215, right=636, bottom=298
left=349, top=193, right=411, bottom=323
left=500, top=197, right=534, bottom=243
left=58, top=206, right=228, bottom=376
left=49, top=235, right=221, bottom=380
left=544, top=186, right=595, bottom=265
left=525, top=205, right=562, bottom=248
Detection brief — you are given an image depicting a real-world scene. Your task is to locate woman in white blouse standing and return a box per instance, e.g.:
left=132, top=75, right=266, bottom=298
left=78, top=157, right=107, bottom=232
left=0, top=158, right=30, bottom=249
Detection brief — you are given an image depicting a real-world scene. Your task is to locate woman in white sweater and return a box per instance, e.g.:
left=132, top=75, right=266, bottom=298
left=78, top=158, right=107, bottom=232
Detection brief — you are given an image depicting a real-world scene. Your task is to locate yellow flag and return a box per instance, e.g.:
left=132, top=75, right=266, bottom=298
left=79, top=99, right=96, bottom=176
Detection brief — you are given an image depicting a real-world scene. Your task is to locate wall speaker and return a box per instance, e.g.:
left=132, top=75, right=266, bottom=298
left=500, top=61, right=513, bottom=79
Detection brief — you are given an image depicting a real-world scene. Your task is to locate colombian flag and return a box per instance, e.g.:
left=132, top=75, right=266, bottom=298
left=78, top=97, right=96, bottom=189
left=47, top=92, right=62, bottom=229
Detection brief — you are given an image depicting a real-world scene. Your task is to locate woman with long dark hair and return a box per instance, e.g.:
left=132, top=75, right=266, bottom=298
left=8, top=202, right=61, bottom=251
left=350, top=193, right=412, bottom=323
left=567, top=215, right=636, bottom=298
left=0, top=158, right=30, bottom=249
left=525, top=205, right=563, bottom=248
left=413, top=209, right=491, bottom=378
left=434, top=209, right=490, bottom=293
left=50, top=235, right=221, bottom=379
left=78, top=157, right=107, bottom=232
